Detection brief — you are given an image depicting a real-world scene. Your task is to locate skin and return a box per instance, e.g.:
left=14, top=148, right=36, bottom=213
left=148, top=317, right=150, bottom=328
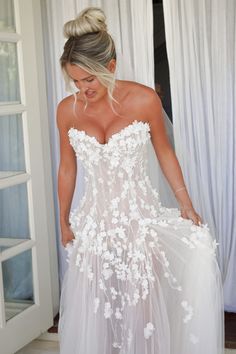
left=57, top=60, right=202, bottom=247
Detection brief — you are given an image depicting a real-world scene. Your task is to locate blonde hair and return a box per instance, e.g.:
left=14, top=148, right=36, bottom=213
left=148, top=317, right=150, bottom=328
left=60, top=7, right=116, bottom=103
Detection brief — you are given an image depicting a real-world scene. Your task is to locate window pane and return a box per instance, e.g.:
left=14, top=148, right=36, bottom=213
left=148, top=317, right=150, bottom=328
left=2, top=249, right=34, bottom=321
left=0, top=114, right=25, bottom=176
left=0, top=183, right=30, bottom=239
left=0, top=42, right=20, bottom=104
left=0, top=0, right=15, bottom=32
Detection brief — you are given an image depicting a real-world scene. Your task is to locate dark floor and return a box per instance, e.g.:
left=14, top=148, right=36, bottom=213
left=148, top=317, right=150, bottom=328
left=48, top=313, right=59, bottom=334
left=225, top=312, right=236, bottom=349
left=49, top=312, right=236, bottom=348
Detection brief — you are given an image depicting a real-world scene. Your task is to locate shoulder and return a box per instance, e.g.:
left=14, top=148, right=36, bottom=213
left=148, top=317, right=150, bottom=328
left=57, top=94, right=75, bottom=116
left=119, top=80, right=161, bottom=106
left=56, top=94, right=77, bottom=130
left=118, top=80, right=154, bottom=95
left=131, top=82, right=160, bottom=106
left=117, top=80, right=162, bottom=123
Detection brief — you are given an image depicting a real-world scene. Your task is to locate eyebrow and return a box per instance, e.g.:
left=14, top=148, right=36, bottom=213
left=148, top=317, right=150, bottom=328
left=70, top=74, right=94, bottom=82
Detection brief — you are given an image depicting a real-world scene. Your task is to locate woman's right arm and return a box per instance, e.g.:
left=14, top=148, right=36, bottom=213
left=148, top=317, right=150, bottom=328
left=57, top=100, right=77, bottom=247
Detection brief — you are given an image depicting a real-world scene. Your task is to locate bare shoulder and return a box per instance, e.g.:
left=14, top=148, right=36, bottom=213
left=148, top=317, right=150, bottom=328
left=137, top=85, right=163, bottom=124
left=131, top=82, right=161, bottom=108
left=56, top=94, right=76, bottom=131
left=121, top=80, right=159, bottom=101
left=118, top=80, right=162, bottom=124
left=131, top=84, right=168, bottom=146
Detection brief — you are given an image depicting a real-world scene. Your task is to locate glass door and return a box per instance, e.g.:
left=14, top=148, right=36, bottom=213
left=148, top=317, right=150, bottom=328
left=0, top=1, right=57, bottom=353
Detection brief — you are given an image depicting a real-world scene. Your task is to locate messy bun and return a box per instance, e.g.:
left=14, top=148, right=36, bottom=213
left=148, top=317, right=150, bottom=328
left=60, top=7, right=116, bottom=103
left=63, top=7, right=107, bottom=38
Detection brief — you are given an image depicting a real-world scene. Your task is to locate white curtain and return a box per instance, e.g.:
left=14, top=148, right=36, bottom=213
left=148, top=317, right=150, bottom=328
left=42, top=0, right=177, bottom=287
left=163, top=0, right=236, bottom=311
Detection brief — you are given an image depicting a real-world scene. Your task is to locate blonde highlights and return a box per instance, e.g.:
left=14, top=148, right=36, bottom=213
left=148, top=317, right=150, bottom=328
left=60, top=7, right=116, bottom=101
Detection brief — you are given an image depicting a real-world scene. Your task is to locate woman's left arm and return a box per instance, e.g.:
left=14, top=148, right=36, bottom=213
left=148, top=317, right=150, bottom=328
left=145, top=89, right=202, bottom=226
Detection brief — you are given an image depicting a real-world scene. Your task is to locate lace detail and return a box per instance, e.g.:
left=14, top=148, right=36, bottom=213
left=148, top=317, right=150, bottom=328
left=68, top=119, right=150, bottom=147
left=59, top=119, right=223, bottom=354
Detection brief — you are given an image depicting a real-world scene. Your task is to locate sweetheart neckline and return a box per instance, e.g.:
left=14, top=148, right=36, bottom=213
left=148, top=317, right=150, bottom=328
left=68, top=119, right=150, bottom=147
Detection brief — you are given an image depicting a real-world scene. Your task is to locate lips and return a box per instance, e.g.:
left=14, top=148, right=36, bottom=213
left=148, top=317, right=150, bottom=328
left=85, top=90, right=96, bottom=98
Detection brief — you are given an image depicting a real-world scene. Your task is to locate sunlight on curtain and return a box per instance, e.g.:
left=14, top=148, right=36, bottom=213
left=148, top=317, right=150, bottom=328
left=163, top=0, right=236, bottom=310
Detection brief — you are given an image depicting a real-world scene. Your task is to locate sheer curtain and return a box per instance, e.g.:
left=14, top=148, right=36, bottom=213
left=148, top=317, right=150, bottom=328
left=42, top=0, right=177, bottom=286
left=163, top=0, right=236, bottom=310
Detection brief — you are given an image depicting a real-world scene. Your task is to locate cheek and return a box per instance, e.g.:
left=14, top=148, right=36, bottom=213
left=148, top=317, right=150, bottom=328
left=91, top=79, right=105, bottom=92
left=93, top=82, right=102, bottom=91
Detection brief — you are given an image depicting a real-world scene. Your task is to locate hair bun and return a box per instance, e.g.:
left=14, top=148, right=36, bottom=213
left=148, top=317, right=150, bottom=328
left=63, top=7, right=107, bottom=38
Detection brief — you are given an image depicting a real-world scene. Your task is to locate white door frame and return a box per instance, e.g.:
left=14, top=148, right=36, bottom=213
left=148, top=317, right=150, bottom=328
left=0, top=0, right=59, bottom=353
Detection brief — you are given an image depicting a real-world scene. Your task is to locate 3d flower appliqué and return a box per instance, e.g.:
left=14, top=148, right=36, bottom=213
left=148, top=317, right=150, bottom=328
left=144, top=322, right=155, bottom=339
left=64, top=120, right=222, bottom=351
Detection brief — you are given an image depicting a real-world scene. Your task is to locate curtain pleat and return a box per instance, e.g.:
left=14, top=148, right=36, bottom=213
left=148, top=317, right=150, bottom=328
left=163, top=0, right=236, bottom=310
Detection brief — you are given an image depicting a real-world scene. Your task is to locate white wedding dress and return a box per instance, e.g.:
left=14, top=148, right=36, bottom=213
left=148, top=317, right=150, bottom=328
left=58, top=120, right=224, bottom=354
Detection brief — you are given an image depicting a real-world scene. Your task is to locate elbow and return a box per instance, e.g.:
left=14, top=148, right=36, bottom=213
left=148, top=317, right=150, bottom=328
left=58, top=163, right=77, bottom=179
left=156, top=145, right=174, bottom=161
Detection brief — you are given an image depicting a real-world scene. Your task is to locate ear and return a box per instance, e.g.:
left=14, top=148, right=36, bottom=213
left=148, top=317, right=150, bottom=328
left=107, top=59, right=116, bottom=73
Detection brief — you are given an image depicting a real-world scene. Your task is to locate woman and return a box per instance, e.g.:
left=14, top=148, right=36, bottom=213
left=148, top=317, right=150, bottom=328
left=57, top=7, right=224, bottom=354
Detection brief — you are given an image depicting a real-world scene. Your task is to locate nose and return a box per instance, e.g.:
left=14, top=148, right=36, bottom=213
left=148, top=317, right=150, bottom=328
left=75, top=81, right=85, bottom=92
left=79, top=83, right=93, bottom=96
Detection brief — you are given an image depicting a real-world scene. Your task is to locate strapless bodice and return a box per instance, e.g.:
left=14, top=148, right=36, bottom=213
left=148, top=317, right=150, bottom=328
left=68, top=119, right=150, bottom=173
left=68, top=119, right=162, bottom=217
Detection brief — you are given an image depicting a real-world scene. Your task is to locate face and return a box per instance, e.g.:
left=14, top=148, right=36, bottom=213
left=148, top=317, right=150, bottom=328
left=65, top=63, right=107, bottom=102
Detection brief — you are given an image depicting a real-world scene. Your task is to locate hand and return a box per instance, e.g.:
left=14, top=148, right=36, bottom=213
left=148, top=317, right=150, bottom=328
left=180, top=206, right=203, bottom=226
left=61, top=225, right=75, bottom=247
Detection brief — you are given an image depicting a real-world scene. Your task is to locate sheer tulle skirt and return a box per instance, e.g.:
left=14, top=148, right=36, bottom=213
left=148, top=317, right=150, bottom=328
left=58, top=207, right=224, bottom=354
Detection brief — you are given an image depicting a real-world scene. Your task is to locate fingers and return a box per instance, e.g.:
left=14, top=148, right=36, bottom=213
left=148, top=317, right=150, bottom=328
left=193, top=214, right=202, bottom=226
left=191, top=215, right=199, bottom=225
left=196, top=213, right=202, bottom=225
left=181, top=208, right=203, bottom=226
left=62, top=236, right=75, bottom=248
left=64, top=241, right=72, bottom=248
